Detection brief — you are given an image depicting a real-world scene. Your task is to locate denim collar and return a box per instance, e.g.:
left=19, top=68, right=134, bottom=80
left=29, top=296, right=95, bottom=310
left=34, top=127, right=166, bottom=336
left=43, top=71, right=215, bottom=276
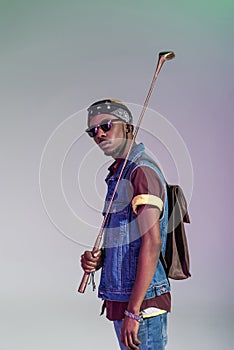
left=127, top=142, right=145, bottom=163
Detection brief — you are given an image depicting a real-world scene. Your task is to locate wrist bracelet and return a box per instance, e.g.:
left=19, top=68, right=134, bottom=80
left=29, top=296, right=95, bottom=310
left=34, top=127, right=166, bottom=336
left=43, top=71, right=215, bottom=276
left=124, top=310, right=142, bottom=322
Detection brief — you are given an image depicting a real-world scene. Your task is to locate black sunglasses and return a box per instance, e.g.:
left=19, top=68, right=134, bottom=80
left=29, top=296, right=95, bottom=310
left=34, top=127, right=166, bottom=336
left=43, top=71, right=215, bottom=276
left=85, top=119, right=122, bottom=138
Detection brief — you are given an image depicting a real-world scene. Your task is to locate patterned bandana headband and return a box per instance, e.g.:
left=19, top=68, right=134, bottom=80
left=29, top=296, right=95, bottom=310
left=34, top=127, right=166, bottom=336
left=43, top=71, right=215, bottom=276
left=87, top=99, right=133, bottom=125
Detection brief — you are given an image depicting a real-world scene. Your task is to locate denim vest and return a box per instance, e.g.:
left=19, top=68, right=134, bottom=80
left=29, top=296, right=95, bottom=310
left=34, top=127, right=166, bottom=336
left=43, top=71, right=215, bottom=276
left=98, top=143, right=170, bottom=302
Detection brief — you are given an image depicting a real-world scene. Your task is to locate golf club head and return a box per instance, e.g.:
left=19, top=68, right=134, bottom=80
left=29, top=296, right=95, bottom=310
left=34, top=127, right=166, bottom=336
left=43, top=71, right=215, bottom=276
left=159, top=51, right=175, bottom=61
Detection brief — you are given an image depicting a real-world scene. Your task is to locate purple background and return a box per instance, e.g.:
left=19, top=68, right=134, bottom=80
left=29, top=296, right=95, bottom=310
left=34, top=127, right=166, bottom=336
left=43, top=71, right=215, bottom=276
left=1, top=1, right=233, bottom=349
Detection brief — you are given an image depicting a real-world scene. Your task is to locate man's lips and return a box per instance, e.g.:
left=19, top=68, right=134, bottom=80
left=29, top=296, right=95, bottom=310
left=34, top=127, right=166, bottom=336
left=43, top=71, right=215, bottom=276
left=99, top=140, right=112, bottom=149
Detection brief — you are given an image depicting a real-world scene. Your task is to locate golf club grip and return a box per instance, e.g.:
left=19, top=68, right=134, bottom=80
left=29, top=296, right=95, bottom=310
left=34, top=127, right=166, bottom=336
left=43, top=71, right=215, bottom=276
left=78, top=272, right=90, bottom=293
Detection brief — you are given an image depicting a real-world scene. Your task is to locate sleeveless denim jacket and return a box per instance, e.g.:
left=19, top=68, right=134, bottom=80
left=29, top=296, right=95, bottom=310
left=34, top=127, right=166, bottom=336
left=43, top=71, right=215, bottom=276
left=98, top=143, right=170, bottom=302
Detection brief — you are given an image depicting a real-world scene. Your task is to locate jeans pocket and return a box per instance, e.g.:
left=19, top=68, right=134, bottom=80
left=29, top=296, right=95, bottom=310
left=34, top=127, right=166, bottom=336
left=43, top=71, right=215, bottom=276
left=137, top=313, right=168, bottom=350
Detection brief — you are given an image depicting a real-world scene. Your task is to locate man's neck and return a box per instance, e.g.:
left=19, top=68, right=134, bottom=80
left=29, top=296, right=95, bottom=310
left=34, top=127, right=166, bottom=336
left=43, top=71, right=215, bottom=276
left=113, top=141, right=137, bottom=160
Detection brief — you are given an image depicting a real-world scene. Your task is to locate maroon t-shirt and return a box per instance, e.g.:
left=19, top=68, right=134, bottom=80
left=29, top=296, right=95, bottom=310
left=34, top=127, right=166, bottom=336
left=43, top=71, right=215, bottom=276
left=105, top=158, right=171, bottom=321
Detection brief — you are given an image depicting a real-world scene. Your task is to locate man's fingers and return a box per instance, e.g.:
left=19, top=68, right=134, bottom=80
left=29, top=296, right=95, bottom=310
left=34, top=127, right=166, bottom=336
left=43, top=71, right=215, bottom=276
left=127, top=335, right=139, bottom=350
left=132, top=334, right=141, bottom=349
left=92, top=249, right=102, bottom=258
left=132, top=334, right=141, bottom=346
left=81, top=264, right=96, bottom=273
left=121, top=318, right=141, bottom=349
left=81, top=257, right=96, bottom=271
left=80, top=250, right=102, bottom=273
left=122, top=332, right=141, bottom=350
left=84, top=251, right=96, bottom=262
left=84, top=250, right=101, bottom=261
left=81, top=251, right=97, bottom=263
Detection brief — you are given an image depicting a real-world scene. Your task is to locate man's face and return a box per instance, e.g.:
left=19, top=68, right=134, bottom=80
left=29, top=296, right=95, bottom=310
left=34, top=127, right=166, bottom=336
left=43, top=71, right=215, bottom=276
left=88, top=114, right=128, bottom=158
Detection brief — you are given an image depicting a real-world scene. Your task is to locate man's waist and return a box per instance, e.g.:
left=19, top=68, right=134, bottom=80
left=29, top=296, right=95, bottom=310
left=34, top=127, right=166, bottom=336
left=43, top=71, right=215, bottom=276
left=104, top=293, right=171, bottom=321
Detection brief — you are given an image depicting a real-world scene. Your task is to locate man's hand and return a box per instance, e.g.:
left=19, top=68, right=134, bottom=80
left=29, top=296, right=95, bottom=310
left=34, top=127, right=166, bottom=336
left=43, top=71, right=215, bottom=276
left=80, top=250, right=103, bottom=273
left=121, top=317, right=141, bottom=350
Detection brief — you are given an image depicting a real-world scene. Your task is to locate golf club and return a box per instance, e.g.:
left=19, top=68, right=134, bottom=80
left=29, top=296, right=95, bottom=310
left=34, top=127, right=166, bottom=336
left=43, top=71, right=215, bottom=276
left=78, top=51, right=175, bottom=293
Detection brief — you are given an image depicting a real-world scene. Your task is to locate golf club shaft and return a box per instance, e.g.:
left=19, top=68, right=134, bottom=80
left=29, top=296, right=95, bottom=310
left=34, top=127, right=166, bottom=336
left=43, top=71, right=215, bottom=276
left=78, top=51, right=175, bottom=293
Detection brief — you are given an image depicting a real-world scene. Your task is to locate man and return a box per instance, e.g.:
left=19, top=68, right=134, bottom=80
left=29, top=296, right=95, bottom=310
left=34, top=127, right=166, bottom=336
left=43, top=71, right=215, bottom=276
left=81, top=99, right=170, bottom=350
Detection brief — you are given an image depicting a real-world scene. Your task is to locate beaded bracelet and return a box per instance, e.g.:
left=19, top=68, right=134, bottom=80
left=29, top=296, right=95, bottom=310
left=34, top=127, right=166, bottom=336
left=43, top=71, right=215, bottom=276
left=124, top=310, right=142, bottom=322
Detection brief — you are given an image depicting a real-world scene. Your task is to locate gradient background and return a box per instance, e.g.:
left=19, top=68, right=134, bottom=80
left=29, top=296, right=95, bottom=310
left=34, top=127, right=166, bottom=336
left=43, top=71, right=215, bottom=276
left=1, top=1, right=233, bottom=349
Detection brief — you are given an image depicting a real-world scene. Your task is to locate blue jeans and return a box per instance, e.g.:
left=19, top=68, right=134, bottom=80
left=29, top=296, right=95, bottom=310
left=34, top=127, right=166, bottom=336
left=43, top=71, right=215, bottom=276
left=113, top=313, right=168, bottom=350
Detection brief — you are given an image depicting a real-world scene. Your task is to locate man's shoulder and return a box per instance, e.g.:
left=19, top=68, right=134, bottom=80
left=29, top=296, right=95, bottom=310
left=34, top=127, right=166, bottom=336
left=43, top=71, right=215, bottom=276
left=130, top=154, right=163, bottom=179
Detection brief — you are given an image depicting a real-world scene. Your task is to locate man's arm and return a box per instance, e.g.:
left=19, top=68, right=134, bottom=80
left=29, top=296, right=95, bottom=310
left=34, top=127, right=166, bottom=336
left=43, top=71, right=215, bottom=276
left=121, top=206, right=162, bottom=350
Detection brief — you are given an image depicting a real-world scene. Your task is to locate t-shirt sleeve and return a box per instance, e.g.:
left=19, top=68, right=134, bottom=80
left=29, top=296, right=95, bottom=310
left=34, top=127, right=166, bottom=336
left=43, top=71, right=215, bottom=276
left=131, top=165, right=165, bottom=215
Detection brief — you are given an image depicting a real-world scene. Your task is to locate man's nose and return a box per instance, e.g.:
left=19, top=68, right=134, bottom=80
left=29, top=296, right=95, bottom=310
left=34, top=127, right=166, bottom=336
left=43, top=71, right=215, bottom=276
left=96, top=126, right=106, bottom=138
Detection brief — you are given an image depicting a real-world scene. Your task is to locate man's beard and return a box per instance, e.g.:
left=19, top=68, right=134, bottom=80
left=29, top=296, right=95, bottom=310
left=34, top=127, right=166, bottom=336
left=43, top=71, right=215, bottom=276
left=103, top=138, right=128, bottom=158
